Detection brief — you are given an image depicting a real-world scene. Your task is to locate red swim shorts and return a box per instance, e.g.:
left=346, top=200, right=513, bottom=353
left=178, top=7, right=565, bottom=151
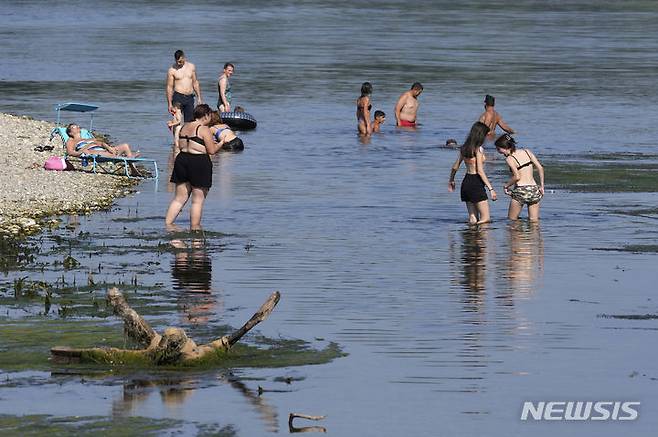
left=399, top=119, right=416, bottom=127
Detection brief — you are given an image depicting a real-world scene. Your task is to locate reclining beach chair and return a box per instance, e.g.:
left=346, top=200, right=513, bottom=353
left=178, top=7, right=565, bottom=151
left=49, top=102, right=158, bottom=180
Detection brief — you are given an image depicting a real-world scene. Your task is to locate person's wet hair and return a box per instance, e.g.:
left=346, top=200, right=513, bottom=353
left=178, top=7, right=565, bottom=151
left=209, top=111, right=222, bottom=126
left=484, top=94, right=495, bottom=107
left=411, top=82, right=424, bottom=91
left=224, top=62, right=235, bottom=70
left=374, top=110, right=385, bottom=119
left=461, top=121, right=489, bottom=158
left=234, top=106, right=245, bottom=113
left=174, top=50, right=185, bottom=61
left=445, top=138, right=458, bottom=147
left=193, top=104, right=213, bottom=121
left=361, top=82, right=373, bottom=97
left=495, top=133, right=517, bottom=152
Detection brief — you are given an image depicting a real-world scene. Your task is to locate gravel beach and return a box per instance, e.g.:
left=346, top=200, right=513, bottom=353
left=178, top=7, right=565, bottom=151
left=0, top=113, right=136, bottom=236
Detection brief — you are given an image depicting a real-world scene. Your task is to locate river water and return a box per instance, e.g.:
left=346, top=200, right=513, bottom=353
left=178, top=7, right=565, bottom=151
left=1, top=1, right=658, bottom=436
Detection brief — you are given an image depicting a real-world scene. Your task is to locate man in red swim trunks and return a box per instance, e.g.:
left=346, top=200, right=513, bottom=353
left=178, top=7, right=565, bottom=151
left=395, top=82, right=423, bottom=127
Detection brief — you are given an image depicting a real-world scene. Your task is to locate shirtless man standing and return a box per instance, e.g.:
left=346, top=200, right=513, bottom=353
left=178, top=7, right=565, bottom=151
left=394, top=82, right=423, bottom=127
left=478, top=95, right=514, bottom=139
left=166, top=50, right=203, bottom=123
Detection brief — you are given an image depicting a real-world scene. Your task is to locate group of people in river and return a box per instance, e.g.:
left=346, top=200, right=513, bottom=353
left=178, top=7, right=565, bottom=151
left=356, top=82, right=425, bottom=135
left=164, top=50, right=245, bottom=230
left=162, top=53, right=545, bottom=230
left=357, top=83, right=544, bottom=224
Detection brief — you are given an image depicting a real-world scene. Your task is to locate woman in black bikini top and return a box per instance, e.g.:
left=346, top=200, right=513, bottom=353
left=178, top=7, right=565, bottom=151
left=494, top=133, right=545, bottom=222
left=178, top=125, right=205, bottom=149
left=165, top=104, right=222, bottom=230
left=356, top=82, right=373, bottom=136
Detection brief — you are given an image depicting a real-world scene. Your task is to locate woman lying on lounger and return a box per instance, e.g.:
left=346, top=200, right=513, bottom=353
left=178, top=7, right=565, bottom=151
left=64, top=124, right=139, bottom=158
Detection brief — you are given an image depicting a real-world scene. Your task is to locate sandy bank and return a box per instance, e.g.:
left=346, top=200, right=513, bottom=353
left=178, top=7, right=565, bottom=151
left=0, top=113, right=137, bottom=236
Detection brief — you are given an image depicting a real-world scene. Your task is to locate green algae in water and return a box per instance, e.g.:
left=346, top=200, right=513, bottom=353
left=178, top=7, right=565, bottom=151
left=545, top=160, right=658, bottom=192
left=593, top=244, right=658, bottom=253
left=0, top=279, right=171, bottom=319
left=0, top=414, right=236, bottom=437
left=0, top=320, right=125, bottom=372
left=608, top=207, right=658, bottom=218
left=0, top=319, right=346, bottom=372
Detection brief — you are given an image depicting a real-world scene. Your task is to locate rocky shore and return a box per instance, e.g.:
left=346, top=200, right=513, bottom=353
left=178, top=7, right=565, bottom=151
left=0, top=113, right=137, bottom=237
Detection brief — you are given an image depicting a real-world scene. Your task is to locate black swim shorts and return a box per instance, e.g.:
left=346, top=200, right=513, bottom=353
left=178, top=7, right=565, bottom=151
left=460, top=173, right=488, bottom=203
left=170, top=152, right=212, bottom=189
left=172, top=92, right=195, bottom=123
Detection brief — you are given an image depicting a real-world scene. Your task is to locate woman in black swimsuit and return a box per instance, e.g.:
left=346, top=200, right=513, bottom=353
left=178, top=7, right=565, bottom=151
left=449, top=122, right=497, bottom=224
left=356, top=82, right=373, bottom=136
left=494, top=133, right=545, bottom=221
left=165, top=104, right=221, bottom=230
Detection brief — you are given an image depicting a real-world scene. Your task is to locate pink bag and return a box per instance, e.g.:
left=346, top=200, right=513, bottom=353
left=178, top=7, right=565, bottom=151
left=43, top=156, right=67, bottom=171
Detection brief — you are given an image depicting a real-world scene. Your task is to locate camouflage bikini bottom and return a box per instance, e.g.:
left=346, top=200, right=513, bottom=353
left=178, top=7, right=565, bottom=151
left=510, top=185, right=543, bottom=205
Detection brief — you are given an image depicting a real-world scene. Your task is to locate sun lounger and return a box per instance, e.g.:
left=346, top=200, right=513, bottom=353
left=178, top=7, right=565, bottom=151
left=49, top=102, right=158, bottom=180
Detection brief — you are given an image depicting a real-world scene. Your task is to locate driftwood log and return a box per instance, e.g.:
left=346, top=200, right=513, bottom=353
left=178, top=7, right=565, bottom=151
left=51, top=287, right=280, bottom=366
left=288, top=413, right=327, bottom=433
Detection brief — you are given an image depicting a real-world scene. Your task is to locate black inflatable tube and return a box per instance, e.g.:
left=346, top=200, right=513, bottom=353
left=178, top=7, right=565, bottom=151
left=220, top=112, right=257, bottom=131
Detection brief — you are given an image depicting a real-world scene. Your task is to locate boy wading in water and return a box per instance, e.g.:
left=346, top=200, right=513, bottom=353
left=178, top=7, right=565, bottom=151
left=372, top=110, right=386, bottom=133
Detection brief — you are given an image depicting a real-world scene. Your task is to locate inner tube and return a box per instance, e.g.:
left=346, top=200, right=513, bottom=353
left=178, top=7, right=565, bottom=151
left=220, top=112, right=257, bottom=131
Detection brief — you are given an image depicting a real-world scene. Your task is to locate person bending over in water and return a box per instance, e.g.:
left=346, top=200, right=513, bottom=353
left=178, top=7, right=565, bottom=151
left=65, top=124, right=139, bottom=158
left=478, top=94, right=514, bottom=140
left=209, top=111, right=244, bottom=152
left=166, top=104, right=221, bottom=230
left=449, top=121, right=497, bottom=224
left=372, top=110, right=386, bottom=133
left=395, top=82, right=423, bottom=127
left=356, top=82, right=373, bottom=136
left=495, top=133, right=544, bottom=221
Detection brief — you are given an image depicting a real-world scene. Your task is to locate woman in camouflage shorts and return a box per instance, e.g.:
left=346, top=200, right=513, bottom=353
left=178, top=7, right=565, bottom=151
left=495, top=134, right=545, bottom=221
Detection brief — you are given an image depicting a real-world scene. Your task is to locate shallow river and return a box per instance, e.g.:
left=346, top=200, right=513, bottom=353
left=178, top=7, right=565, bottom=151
left=1, top=1, right=658, bottom=435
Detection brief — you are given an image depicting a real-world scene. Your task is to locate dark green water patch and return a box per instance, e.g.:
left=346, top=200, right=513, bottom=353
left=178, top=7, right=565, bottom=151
left=608, top=207, right=658, bottom=219
left=598, top=314, right=658, bottom=320
left=0, top=319, right=345, bottom=372
left=0, top=279, right=170, bottom=319
left=593, top=245, right=658, bottom=254
left=0, top=320, right=124, bottom=372
left=573, top=152, right=658, bottom=162
left=545, top=160, right=658, bottom=192
left=0, top=237, right=41, bottom=273
left=111, top=215, right=163, bottom=223
left=0, top=414, right=236, bottom=437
